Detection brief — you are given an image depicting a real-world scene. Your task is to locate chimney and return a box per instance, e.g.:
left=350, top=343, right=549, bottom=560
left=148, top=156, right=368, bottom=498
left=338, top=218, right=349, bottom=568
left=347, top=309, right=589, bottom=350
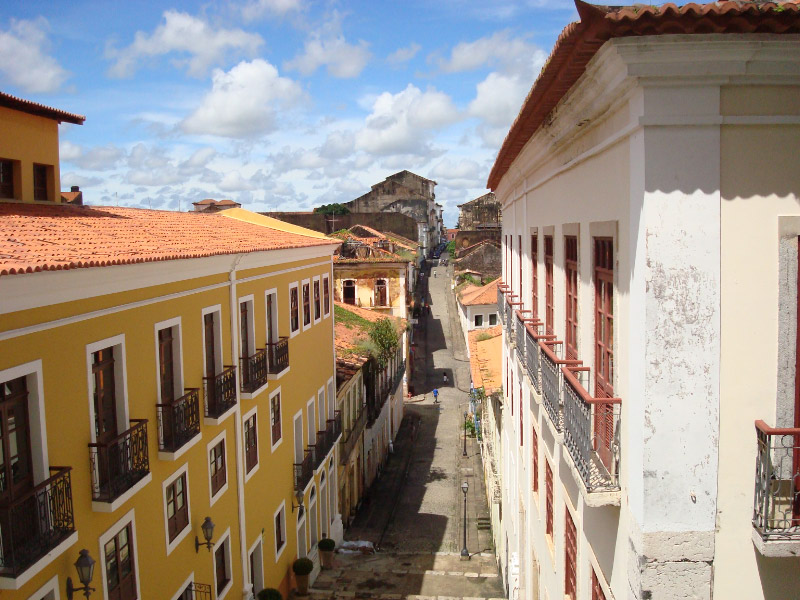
left=71, top=185, right=80, bottom=193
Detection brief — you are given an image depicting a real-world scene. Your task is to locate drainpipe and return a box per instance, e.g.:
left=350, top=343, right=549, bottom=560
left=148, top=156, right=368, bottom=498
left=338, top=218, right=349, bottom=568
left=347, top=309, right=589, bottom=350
left=228, top=254, right=253, bottom=600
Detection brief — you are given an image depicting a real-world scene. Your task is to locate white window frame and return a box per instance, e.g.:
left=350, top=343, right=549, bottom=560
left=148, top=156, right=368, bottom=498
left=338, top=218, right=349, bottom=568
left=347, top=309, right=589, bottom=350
left=289, top=283, right=300, bottom=338
left=243, top=404, right=260, bottom=482
left=327, top=464, right=336, bottom=527
left=97, top=508, right=142, bottom=600
left=301, top=278, right=312, bottom=331
left=265, top=288, right=279, bottom=344
left=207, top=429, right=229, bottom=507
left=474, top=314, right=484, bottom=327
left=313, top=275, right=322, bottom=324
left=169, top=573, right=195, bottom=600
left=308, top=485, right=319, bottom=552
left=238, top=294, right=256, bottom=359
left=307, top=396, right=316, bottom=451
left=269, top=387, right=283, bottom=452
left=25, top=574, right=60, bottom=600
left=162, top=462, right=192, bottom=555
left=212, top=527, right=233, bottom=600
left=296, top=504, right=307, bottom=558
left=327, top=377, right=335, bottom=420
left=153, top=316, right=184, bottom=404
left=323, top=273, right=331, bottom=318
left=374, top=278, right=389, bottom=307
left=201, top=305, right=224, bottom=377
left=293, top=409, right=304, bottom=468
left=342, top=279, right=357, bottom=307
left=248, top=537, right=264, bottom=595
left=85, top=334, right=130, bottom=444
left=317, top=387, right=326, bottom=431
left=273, top=501, right=287, bottom=562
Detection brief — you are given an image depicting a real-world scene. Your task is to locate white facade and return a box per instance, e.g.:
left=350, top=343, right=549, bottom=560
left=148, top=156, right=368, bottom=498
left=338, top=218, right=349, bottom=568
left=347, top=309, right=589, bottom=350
left=458, top=300, right=500, bottom=351
left=493, top=33, right=800, bottom=600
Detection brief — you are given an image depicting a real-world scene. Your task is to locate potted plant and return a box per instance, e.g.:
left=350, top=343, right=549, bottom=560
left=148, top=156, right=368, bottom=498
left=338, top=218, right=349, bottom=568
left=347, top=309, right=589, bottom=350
left=257, top=589, right=282, bottom=600
left=292, top=557, right=314, bottom=595
left=318, top=537, right=336, bottom=569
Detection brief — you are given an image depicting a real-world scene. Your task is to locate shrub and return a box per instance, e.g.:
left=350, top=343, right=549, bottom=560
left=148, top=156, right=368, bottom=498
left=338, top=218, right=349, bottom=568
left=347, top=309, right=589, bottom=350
left=257, top=589, right=283, bottom=600
left=292, top=557, right=314, bottom=576
left=318, top=538, right=336, bottom=551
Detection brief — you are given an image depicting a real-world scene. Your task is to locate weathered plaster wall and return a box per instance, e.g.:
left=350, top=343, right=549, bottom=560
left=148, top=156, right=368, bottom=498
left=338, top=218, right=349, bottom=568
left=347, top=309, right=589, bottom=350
left=263, top=211, right=419, bottom=242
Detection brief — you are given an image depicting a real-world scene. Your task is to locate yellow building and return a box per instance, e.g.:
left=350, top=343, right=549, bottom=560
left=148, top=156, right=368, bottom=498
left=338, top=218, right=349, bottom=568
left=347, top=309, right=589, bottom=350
left=0, top=96, right=341, bottom=600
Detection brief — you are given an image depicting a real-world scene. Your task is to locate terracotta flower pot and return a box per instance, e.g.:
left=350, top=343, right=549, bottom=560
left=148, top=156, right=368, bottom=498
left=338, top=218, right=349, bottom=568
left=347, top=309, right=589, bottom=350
left=296, top=573, right=309, bottom=595
left=320, top=549, right=334, bottom=569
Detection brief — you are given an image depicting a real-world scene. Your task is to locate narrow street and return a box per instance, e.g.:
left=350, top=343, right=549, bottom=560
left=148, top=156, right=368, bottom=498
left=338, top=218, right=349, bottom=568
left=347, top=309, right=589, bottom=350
left=312, top=264, right=506, bottom=600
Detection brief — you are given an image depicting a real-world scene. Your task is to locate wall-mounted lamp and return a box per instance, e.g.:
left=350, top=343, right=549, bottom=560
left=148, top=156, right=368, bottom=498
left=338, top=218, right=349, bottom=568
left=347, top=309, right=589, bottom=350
left=291, top=489, right=305, bottom=514
left=195, top=516, right=216, bottom=553
left=66, top=549, right=95, bottom=599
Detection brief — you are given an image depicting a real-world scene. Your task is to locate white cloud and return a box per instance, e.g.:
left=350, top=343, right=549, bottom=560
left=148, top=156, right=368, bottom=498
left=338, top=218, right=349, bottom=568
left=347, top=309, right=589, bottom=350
left=436, top=30, right=540, bottom=76
left=387, top=43, right=420, bottom=65
left=241, top=0, right=304, bottom=20
left=218, top=170, right=255, bottom=192
left=181, top=59, right=304, bottom=138
left=59, top=141, right=82, bottom=162
left=0, top=18, right=68, bottom=92
left=107, top=10, right=263, bottom=78
left=75, top=145, right=127, bottom=171
left=60, top=172, right=104, bottom=188
left=319, top=130, right=355, bottom=160
left=429, top=158, right=485, bottom=189
left=285, top=35, right=370, bottom=78
left=356, top=84, right=461, bottom=156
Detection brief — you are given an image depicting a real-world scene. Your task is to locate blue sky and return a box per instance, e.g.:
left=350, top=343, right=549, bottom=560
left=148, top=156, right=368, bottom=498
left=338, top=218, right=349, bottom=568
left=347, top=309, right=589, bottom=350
left=1, top=0, right=577, bottom=226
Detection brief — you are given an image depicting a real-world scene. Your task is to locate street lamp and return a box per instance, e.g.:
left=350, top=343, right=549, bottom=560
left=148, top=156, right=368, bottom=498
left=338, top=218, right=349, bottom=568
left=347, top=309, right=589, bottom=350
left=461, top=480, right=469, bottom=559
left=463, top=411, right=468, bottom=456
left=66, top=549, right=95, bottom=599
left=195, top=516, right=216, bottom=552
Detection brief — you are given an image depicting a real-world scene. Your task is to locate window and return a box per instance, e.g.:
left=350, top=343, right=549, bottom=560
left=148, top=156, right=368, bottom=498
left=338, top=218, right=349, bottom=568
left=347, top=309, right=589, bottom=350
left=518, top=234, right=523, bottom=296
left=545, top=461, right=553, bottom=539
left=244, top=411, right=258, bottom=473
left=0, top=159, right=14, bottom=199
left=313, top=278, right=321, bottom=322
left=323, top=275, right=331, bottom=316
left=0, top=376, right=33, bottom=502
left=93, top=347, right=119, bottom=445
left=489, top=313, right=497, bottom=326
left=544, top=236, right=554, bottom=334
left=290, top=285, right=300, bottom=334
left=307, top=397, right=316, bottom=450
left=343, top=280, right=356, bottom=305
left=158, top=327, right=176, bottom=403
left=374, top=279, right=388, bottom=307
left=532, top=425, right=539, bottom=496
left=591, top=569, right=607, bottom=600
left=302, top=281, right=311, bottom=328
left=519, top=384, right=523, bottom=446
left=594, top=238, right=615, bottom=471
left=274, top=503, right=286, bottom=559
left=104, top=523, right=137, bottom=600
left=165, top=473, right=188, bottom=542
left=33, top=164, right=49, bottom=201
left=474, top=314, right=483, bottom=327
left=565, top=236, right=579, bottom=359
left=213, top=530, right=232, bottom=598
left=565, top=509, right=577, bottom=599
left=531, top=234, right=538, bottom=318
left=270, top=390, right=282, bottom=449
left=209, top=438, right=226, bottom=498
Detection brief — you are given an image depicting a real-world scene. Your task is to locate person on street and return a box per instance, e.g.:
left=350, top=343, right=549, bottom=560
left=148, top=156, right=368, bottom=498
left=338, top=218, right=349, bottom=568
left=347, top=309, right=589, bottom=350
left=443, top=373, right=448, bottom=385
left=433, top=388, right=439, bottom=403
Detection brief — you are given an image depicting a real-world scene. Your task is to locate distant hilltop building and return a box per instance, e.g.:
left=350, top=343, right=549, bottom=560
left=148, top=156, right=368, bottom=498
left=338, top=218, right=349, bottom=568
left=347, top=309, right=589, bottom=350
left=457, top=192, right=501, bottom=230
left=192, top=198, right=241, bottom=212
left=342, top=170, right=444, bottom=257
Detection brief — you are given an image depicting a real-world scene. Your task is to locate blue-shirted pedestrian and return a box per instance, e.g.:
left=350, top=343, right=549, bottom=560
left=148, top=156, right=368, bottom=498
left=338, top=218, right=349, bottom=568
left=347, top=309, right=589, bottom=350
left=433, top=388, right=439, bottom=403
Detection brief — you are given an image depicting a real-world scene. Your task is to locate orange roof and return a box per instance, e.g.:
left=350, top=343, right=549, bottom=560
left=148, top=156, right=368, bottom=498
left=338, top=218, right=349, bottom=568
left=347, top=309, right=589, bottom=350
left=460, top=279, right=500, bottom=306
left=468, top=325, right=502, bottom=394
left=487, top=0, right=800, bottom=190
left=0, top=91, right=85, bottom=124
left=0, top=203, right=337, bottom=277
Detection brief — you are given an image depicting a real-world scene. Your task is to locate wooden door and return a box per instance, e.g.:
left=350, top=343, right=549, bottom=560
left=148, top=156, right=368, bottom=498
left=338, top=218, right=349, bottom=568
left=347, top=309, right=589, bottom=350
left=594, top=239, right=615, bottom=471
left=93, top=348, right=118, bottom=444
left=565, top=510, right=577, bottom=599
left=105, top=524, right=136, bottom=600
left=158, top=328, right=175, bottom=403
left=266, top=294, right=275, bottom=343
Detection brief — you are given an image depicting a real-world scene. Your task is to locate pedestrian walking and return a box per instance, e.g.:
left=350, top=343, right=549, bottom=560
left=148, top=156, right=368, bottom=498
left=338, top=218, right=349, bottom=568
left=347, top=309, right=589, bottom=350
left=433, top=388, right=439, bottom=403
left=443, top=373, right=448, bottom=385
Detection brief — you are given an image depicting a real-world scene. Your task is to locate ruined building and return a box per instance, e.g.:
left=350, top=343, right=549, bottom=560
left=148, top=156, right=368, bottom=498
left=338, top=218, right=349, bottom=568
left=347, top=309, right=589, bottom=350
left=457, top=192, right=501, bottom=230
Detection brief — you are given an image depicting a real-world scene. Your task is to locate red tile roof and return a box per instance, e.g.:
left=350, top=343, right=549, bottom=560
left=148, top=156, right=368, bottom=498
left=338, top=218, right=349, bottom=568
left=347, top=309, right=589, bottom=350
left=468, top=325, right=503, bottom=394
left=0, top=91, right=85, bottom=124
left=459, top=279, right=500, bottom=306
left=487, top=0, right=800, bottom=190
left=0, top=203, right=337, bottom=277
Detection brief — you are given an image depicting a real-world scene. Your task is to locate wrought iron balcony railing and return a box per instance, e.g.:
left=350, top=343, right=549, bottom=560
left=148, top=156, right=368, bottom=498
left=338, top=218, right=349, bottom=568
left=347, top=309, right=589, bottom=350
left=562, top=367, right=621, bottom=492
left=540, top=341, right=581, bottom=433
left=184, top=583, right=212, bottom=600
left=89, top=419, right=150, bottom=503
left=0, top=466, right=75, bottom=577
left=157, top=388, right=201, bottom=453
left=505, top=296, right=515, bottom=339
left=240, top=349, right=268, bottom=393
left=525, top=324, right=540, bottom=392
left=515, top=311, right=526, bottom=358
left=294, top=448, right=314, bottom=492
left=497, top=285, right=505, bottom=318
left=753, top=420, right=800, bottom=542
left=340, top=405, right=368, bottom=465
left=203, top=366, right=237, bottom=418
left=266, top=337, right=290, bottom=374
left=313, top=411, right=343, bottom=468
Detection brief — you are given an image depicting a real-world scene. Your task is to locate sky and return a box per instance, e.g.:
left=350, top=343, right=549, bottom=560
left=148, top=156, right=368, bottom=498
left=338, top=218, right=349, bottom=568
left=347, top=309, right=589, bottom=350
left=0, top=0, right=578, bottom=227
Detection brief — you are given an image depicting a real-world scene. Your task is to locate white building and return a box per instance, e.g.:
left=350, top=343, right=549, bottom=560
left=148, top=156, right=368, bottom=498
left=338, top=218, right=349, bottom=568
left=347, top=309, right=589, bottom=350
left=458, top=280, right=501, bottom=350
left=489, top=2, right=800, bottom=600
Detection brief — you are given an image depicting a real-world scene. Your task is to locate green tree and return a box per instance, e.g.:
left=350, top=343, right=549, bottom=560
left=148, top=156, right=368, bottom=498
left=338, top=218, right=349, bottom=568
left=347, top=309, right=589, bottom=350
left=369, top=318, right=400, bottom=367
left=314, top=203, right=350, bottom=215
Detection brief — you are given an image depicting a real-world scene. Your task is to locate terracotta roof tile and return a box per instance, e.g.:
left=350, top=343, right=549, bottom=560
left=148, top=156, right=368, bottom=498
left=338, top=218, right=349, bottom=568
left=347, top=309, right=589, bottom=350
left=0, top=203, right=337, bottom=277
left=0, top=91, right=85, bottom=124
left=460, top=280, right=501, bottom=306
left=468, top=325, right=503, bottom=394
left=487, top=0, right=800, bottom=190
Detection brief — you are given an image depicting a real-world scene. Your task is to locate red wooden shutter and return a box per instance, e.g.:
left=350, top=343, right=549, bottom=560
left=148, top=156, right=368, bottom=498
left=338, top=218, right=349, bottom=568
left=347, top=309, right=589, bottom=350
left=594, top=238, right=615, bottom=471
left=591, top=569, right=607, bottom=600
left=565, top=236, right=578, bottom=359
left=532, top=425, right=539, bottom=493
left=545, top=462, right=553, bottom=537
left=531, top=234, right=538, bottom=318
left=545, top=236, right=554, bottom=334
left=565, top=509, right=577, bottom=599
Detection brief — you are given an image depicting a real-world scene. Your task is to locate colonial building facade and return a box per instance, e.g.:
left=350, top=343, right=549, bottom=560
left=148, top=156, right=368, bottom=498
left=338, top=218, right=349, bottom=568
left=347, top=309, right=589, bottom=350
left=489, top=2, right=800, bottom=600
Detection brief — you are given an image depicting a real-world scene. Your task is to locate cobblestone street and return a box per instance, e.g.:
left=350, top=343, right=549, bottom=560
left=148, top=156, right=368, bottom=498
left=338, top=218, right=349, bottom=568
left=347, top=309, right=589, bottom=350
left=311, top=264, right=505, bottom=600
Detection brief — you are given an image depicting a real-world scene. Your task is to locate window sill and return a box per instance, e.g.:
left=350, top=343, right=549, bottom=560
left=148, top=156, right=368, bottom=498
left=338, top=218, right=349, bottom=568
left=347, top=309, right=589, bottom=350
left=560, top=445, right=621, bottom=508
left=92, top=473, right=153, bottom=513
left=268, top=366, right=290, bottom=381
left=158, top=432, right=202, bottom=462
left=752, top=528, right=800, bottom=557
left=241, top=381, right=269, bottom=400
left=204, top=404, right=237, bottom=427
left=0, top=531, right=78, bottom=590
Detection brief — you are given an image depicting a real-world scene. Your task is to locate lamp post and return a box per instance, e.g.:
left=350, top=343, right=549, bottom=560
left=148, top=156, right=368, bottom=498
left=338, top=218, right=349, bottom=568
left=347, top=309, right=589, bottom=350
left=461, top=480, right=469, bottom=560
left=66, top=549, right=95, bottom=599
left=463, top=410, right=468, bottom=456
left=195, top=516, right=216, bottom=552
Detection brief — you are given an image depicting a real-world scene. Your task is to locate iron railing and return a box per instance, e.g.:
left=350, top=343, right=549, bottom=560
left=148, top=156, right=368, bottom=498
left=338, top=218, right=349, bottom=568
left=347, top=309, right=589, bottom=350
left=157, top=388, right=201, bottom=452
left=89, top=419, right=150, bottom=503
left=525, top=325, right=540, bottom=392
left=753, top=420, right=800, bottom=541
left=186, top=583, right=212, bottom=599
left=203, top=366, right=237, bottom=418
left=294, top=448, right=314, bottom=492
left=497, top=285, right=506, bottom=320
left=505, top=298, right=514, bottom=339
left=540, top=341, right=581, bottom=433
left=0, top=466, right=75, bottom=577
left=562, top=367, right=621, bottom=492
left=515, top=311, right=527, bottom=360
left=340, top=405, right=368, bottom=465
left=240, top=348, right=268, bottom=393
left=266, top=337, right=290, bottom=374
left=313, top=411, right=342, bottom=468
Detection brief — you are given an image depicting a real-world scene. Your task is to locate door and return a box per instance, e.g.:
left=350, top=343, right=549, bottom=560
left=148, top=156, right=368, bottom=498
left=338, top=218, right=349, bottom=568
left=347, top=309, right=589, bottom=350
left=343, top=281, right=355, bottom=305
left=105, top=523, right=136, bottom=600
left=204, top=313, right=217, bottom=407
left=565, top=511, right=577, bottom=599
left=594, top=238, right=615, bottom=472
left=158, top=328, right=175, bottom=403
left=93, top=348, right=120, bottom=489
left=266, top=293, right=275, bottom=344
left=240, top=303, right=251, bottom=387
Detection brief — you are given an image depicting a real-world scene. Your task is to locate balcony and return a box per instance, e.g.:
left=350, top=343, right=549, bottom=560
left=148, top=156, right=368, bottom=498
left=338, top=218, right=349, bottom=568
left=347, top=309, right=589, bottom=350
left=562, top=367, right=621, bottom=503
left=340, top=405, right=368, bottom=465
left=752, top=420, right=800, bottom=556
left=184, top=583, right=212, bottom=599
left=314, top=411, right=343, bottom=468
left=514, top=310, right=533, bottom=363
left=240, top=349, right=268, bottom=394
left=539, top=341, right=582, bottom=434
left=203, top=366, right=237, bottom=419
left=89, top=419, right=150, bottom=505
left=505, top=297, right=515, bottom=340
left=0, top=467, right=75, bottom=579
left=157, top=388, right=201, bottom=454
left=266, top=337, right=290, bottom=376
left=497, top=285, right=506, bottom=319
left=294, top=448, right=314, bottom=492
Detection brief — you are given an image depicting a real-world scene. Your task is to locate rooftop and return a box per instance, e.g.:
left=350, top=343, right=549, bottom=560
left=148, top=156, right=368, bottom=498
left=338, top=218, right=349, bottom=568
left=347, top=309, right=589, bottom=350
left=468, top=325, right=503, bottom=395
left=459, top=279, right=501, bottom=306
left=0, top=203, right=337, bottom=277
left=0, top=91, right=85, bottom=125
